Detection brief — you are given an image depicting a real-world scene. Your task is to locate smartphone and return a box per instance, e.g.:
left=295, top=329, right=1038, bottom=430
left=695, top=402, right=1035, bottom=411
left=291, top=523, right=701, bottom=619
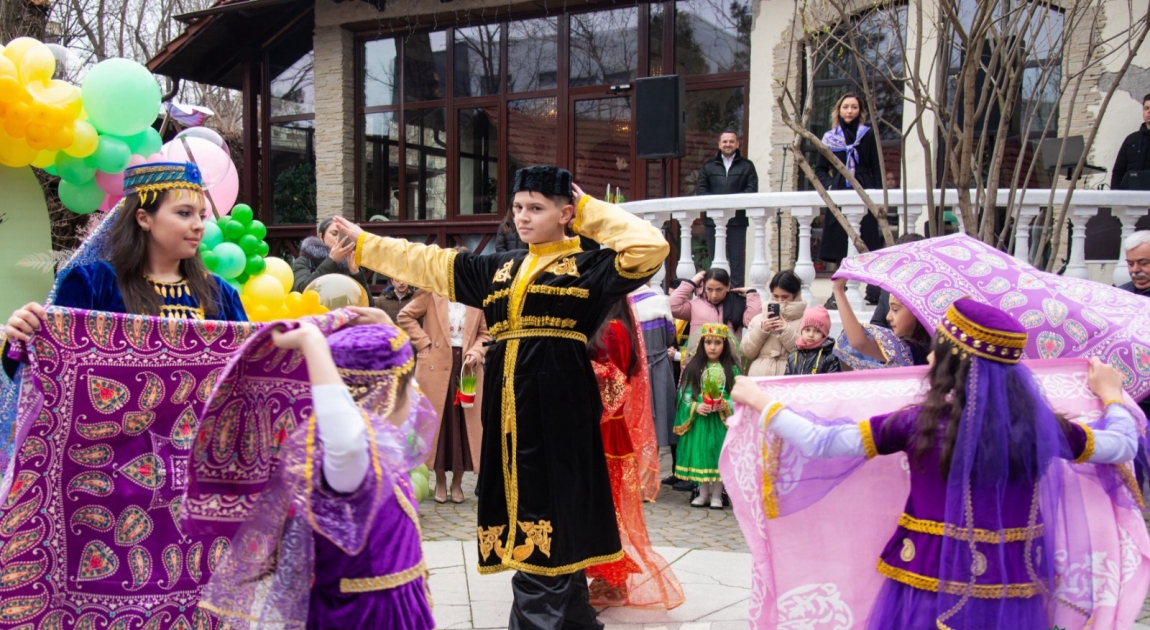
left=768, top=303, right=781, bottom=318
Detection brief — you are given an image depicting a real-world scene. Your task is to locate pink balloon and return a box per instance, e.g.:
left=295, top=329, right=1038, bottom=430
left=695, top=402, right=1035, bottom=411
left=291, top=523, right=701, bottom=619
left=160, top=137, right=233, bottom=190
left=95, top=170, right=125, bottom=196
left=129, top=154, right=147, bottom=167
left=204, top=160, right=239, bottom=217
left=98, top=194, right=122, bottom=212
left=146, top=153, right=164, bottom=162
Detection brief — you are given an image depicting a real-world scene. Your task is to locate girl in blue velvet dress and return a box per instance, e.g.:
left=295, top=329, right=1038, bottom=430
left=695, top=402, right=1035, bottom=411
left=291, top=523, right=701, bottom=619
left=3, top=162, right=246, bottom=364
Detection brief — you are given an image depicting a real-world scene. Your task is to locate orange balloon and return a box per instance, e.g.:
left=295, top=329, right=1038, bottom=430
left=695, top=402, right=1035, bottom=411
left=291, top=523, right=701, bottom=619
left=0, top=76, right=26, bottom=104
left=48, top=124, right=72, bottom=150
left=63, top=119, right=97, bottom=158
left=24, top=123, right=49, bottom=150
left=0, top=127, right=37, bottom=167
left=18, top=45, right=54, bottom=85
left=7, top=100, right=30, bottom=126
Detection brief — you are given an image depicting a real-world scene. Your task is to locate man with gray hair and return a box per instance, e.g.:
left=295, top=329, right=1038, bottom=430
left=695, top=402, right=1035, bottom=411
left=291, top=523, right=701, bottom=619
left=1120, top=230, right=1150, bottom=298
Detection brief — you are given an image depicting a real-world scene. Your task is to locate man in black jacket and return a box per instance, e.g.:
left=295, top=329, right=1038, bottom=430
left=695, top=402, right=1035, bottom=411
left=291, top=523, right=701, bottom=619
left=697, top=130, right=758, bottom=286
left=1111, top=93, right=1150, bottom=190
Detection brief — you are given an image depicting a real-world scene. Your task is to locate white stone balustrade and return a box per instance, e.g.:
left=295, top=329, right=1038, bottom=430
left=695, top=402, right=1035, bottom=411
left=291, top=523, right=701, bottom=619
left=621, top=189, right=1150, bottom=291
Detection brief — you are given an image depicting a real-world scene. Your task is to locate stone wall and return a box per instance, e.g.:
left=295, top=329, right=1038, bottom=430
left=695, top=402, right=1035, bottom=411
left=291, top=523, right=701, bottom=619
left=313, top=25, right=355, bottom=220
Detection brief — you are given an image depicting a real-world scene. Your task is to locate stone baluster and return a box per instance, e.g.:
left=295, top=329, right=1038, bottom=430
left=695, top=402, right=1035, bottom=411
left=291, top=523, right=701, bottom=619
left=791, top=207, right=817, bottom=304
left=707, top=210, right=730, bottom=272
left=1013, top=206, right=1040, bottom=263
left=842, top=206, right=866, bottom=313
left=643, top=213, right=667, bottom=289
left=746, top=208, right=771, bottom=294
left=1112, top=207, right=1134, bottom=286
left=1064, top=207, right=1094, bottom=280
left=672, top=211, right=696, bottom=280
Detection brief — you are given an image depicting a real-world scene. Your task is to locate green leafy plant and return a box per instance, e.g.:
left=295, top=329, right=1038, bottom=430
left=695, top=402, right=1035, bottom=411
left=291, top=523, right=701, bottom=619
left=701, top=364, right=726, bottom=405
left=458, top=371, right=477, bottom=395
left=272, top=162, right=317, bottom=225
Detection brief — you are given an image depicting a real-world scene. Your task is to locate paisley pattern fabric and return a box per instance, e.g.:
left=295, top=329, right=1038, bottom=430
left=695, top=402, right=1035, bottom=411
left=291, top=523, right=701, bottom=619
left=835, top=233, right=1150, bottom=399
left=0, top=307, right=351, bottom=628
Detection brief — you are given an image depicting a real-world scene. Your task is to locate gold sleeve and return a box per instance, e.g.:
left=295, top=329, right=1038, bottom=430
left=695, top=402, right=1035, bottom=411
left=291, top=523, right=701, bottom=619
left=572, top=195, right=669, bottom=278
left=355, top=233, right=459, bottom=300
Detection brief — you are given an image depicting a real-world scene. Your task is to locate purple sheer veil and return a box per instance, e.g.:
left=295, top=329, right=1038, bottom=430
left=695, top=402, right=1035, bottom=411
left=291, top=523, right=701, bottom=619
left=935, top=359, right=1092, bottom=629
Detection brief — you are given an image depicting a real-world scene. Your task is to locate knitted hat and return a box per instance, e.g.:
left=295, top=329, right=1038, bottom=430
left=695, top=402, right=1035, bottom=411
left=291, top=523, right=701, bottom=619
left=800, top=306, right=831, bottom=337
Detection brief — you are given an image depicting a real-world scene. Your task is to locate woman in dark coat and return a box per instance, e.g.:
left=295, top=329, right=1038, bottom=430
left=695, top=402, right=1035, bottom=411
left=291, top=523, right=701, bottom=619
left=493, top=210, right=526, bottom=253
left=815, top=93, right=885, bottom=264
left=292, top=217, right=372, bottom=294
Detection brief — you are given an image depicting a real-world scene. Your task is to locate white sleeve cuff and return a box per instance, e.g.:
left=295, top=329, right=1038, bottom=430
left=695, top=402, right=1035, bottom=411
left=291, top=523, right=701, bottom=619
left=312, top=384, right=370, bottom=493
left=1088, top=403, right=1139, bottom=465
left=765, top=407, right=865, bottom=459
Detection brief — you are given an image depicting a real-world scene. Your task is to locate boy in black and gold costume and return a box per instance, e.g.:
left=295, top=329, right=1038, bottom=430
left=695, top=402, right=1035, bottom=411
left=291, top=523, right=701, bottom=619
left=332, top=166, right=669, bottom=629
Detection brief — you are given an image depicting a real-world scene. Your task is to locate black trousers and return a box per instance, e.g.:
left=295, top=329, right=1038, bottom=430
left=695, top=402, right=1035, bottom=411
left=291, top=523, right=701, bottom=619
left=509, top=570, right=602, bottom=630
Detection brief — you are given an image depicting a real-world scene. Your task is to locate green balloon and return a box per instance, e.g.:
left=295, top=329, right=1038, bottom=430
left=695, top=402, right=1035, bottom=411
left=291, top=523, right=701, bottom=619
left=212, top=242, right=246, bottom=279
left=235, top=272, right=250, bottom=286
left=44, top=164, right=58, bottom=176
left=226, top=278, right=243, bottom=294
left=238, top=234, right=260, bottom=255
left=125, top=127, right=162, bottom=156
left=81, top=58, right=161, bottom=137
left=256, top=241, right=269, bottom=257
left=246, top=219, right=267, bottom=240
left=92, top=135, right=132, bottom=174
left=231, top=204, right=253, bottom=226
left=58, top=179, right=105, bottom=214
left=202, top=221, right=223, bottom=249
left=221, top=219, right=245, bottom=243
left=245, top=255, right=266, bottom=277
left=201, top=250, right=218, bottom=270
left=56, top=153, right=96, bottom=184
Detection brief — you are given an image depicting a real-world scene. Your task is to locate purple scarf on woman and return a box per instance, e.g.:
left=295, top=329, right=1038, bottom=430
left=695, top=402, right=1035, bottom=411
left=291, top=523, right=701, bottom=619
left=821, top=123, right=872, bottom=188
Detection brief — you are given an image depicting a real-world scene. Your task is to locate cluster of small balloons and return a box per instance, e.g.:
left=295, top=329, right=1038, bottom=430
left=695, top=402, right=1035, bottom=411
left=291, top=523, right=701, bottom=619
left=239, top=260, right=330, bottom=323
left=0, top=37, right=169, bottom=214
left=200, top=204, right=268, bottom=289
left=409, top=465, right=431, bottom=502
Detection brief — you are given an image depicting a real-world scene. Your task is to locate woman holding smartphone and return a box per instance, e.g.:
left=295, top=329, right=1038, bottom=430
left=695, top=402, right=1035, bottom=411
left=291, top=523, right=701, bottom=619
left=741, top=271, right=806, bottom=377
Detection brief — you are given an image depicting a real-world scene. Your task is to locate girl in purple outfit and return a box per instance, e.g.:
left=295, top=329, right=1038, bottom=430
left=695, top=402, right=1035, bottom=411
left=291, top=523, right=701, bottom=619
left=732, top=299, right=1143, bottom=630
left=195, top=320, right=437, bottom=630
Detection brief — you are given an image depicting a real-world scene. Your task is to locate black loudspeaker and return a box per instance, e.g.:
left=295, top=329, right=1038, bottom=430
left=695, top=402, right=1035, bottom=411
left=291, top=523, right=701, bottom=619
left=635, top=75, right=686, bottom=159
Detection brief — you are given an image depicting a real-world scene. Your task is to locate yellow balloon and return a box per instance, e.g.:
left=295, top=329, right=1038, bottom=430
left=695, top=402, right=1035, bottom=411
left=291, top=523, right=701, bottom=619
left=0, top=127, right=37, bottom=167
left=18, top=45, right=54, bottom=85
left=48, top=124, right=72, bottom=150
left=301, top=290, right=321, bottom=309
left=63, top=119, right=97, bottom=158
left=0, top=54, right=16, bottom=79
left=262, top=257, right=294, bottom=293
left=1, top=38, right=40, bottom=68
left=243, top=273, right=287, bottom=309
left=31, top=150, right=55, bottom=168
left=0, top=76, right=27, bottom=104
left=303, top=274, right=369, bottom=310
left=250, top=305, right=271, bottom=322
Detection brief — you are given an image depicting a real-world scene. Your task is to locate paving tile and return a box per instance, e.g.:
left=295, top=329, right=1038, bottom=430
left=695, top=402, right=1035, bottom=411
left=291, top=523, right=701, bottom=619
left=432, top=604, right=472, bottom=629
left=428, top=565, right=470, bottom=606
left=424, top=540, right=465, bottom=570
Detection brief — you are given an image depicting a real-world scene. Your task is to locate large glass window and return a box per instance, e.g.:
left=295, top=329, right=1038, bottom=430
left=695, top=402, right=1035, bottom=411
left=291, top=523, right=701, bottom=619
left=506, top=97, right=558, bottom=195
left=507, top=17, right=558, bottom=92
left=404, top=31, right=447, bottom=102
left=569, top=7, right=639, bottom=86
left=361, top=112, right=400, bottom=221
left=404, top=107, right=447, bottom=220
left=674, top=0, right=752, bottom=75
left=679, top=87, right=745, bottom=196
left=574, top=97, right=632, bottom=200
left=269, top=50, right=316, bottom=225
left=363, top=39, right=399, bottom=107
left=455, top=25, right=501, bottom=97
left=458, top=107, right=499, bottom=215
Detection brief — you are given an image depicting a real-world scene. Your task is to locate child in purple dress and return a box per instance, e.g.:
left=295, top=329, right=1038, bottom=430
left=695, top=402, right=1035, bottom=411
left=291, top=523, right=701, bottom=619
left=195, top=320, right=438, bottom=630
left=733, top=299, right=1142, bottom=630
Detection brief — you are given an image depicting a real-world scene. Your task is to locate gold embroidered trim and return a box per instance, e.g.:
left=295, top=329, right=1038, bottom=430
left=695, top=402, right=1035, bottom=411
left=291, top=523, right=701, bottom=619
left=337, top=355, right=416, bottom=379
left=762, top=433, right=783, bottom=519
left=674, top=469, right=723, bottom=482
left=476, top=549, right=625, bottom=577
left=491, top=316, right=578, bottom=338
left=483, top=288, right=513, bottom=307
left=672, top=402, right=698, bottom=436
left=938, top=325, right=1022, bottom=364
left=573, top=195, right=590, bottom=235
left=493, top=259, right=515, bottom=283
left=763, top=402, right=784, bottom=425
left=614, top=255, right=660, bottom=280
left=518, top=520, right=553, bottom=558
left=528, top=237, right=581, bottom=258
left=339, top=559, right=427, bottom=593
left=859, top=420, right=878, bottom=460
left=1102, top=398, right=1126, bottom=409
left=1117, top=464, right=1146, bottom=509
left=445, top=248, right=459, bottom=302
left=1073, top=425, right=1095, bottom=464
left=944, top=305, right=1028, bottom=348
left=493, top=328, right=587, bottom=344
left=876, top=559, right=1041, bottom=599
left=897, top=513, right=1044, bottom=544
left=526, top=285, right=589, bottom=299
left=499, top=338, right=521, bottom=565
left=354, top=232, right=367, bottom=269
left=477, top=525, right=507, bottom=562
left=160, top=305, right=206, bottom=320
left=543, top=256, right=580, bottom=277
left=148, top=277, right=189, bottom=298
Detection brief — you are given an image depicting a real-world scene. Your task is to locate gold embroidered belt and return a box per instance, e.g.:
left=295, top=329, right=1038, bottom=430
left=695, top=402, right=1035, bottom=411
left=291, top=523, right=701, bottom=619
left=339, top=559, right=427, bottom=593
left=493, top=328, right=587, bottom=344
left=898, top=513, right=1043, bottom=544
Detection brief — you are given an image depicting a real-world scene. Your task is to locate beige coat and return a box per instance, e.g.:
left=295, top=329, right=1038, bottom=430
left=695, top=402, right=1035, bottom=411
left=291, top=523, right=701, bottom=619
left=397, top=292, right=490, bottom=472
left=741, top=301, right=807, bottom=377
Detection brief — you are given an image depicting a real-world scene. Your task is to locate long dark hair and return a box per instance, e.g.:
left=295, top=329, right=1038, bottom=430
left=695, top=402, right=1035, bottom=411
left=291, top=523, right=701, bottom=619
left=107, top=191, right=221, bottom=317
left=909, top=334, right=1071, bottom=479
left=701, top=268, right=746, bottom=330
left=588, top=299, right=640, bottom=377
left=680, top=335, right=737, bottom=399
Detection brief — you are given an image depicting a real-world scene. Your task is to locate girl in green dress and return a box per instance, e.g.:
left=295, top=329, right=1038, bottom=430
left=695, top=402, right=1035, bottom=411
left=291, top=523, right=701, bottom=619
left=673, top=322, right=740, bottom=509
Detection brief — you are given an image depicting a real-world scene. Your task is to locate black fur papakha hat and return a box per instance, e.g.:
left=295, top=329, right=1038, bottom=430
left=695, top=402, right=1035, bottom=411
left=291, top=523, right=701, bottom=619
left=512, top=166, right=573, bottom=198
